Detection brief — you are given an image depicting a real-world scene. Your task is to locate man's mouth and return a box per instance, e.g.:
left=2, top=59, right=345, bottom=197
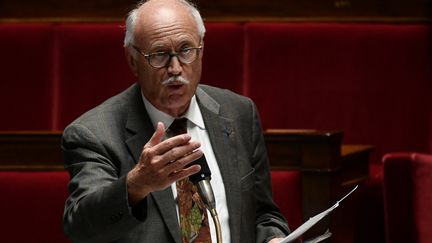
left=169, top=83, right=184, bottom=89
left=166, top=82, right=186, bottom=92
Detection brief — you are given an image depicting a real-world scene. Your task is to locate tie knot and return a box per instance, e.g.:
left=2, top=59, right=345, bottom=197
left=169, top=118, right=188, bottom=135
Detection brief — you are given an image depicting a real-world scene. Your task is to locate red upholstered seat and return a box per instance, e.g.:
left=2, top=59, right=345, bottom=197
left=201, top=22, right=245, bottom=94
left=245, top=23, right=432, bottom=242
left=270, top=170, right=303, bottom=230
left=382, top=152, right=432, bottom=243
left=0, top=169, right=299, bottom=243
left=0, top=23, right=55, bottom=130
left=245, top=23, right=432, bottom=160
left=0, top=171, right=70, bottom=243
left=55, top=23, right=135, bottom=129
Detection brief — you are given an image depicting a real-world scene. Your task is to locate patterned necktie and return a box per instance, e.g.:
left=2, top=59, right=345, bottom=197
left=169, top=118, right=212, bottom=243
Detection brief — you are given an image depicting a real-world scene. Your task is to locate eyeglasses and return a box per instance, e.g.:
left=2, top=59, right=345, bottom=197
left=132, top=45, right=203, bottom=68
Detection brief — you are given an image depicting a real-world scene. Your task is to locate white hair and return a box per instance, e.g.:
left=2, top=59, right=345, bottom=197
left=124, top=0, right=206, bottom=52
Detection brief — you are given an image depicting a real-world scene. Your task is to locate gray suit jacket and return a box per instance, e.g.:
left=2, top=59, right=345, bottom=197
left=62, top=83, right=290, bottom=243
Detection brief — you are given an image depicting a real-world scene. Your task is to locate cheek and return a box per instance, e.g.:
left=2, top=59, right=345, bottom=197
left=188, top=62, right=202, bottom=85
left=137, top=70, right=163, bottom=95
left=138, top=66, right=162, bottom=84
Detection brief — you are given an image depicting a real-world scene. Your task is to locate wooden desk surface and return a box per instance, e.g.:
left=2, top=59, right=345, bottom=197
left=0, top=131, right=64, bottom=170
left=0, top=130, right=373, bottom=171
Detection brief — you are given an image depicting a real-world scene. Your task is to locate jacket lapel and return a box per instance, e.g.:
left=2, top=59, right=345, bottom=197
left=123, top=85, right=242, bottom=243
left=124, top=84, right=181, bottom=243
left=196, top=87, right=242, bottom=243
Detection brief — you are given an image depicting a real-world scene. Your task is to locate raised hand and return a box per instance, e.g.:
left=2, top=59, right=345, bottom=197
left=127, top=122, right=203, bottom=205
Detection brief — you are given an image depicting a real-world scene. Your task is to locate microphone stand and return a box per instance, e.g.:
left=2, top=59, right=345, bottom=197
left=209, top=208, right=222, bottom=243
left=197, top=180, right=222, bottom=243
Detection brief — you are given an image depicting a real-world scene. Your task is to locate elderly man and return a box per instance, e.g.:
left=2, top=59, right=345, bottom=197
left=62, top=0, right=290, bottom=242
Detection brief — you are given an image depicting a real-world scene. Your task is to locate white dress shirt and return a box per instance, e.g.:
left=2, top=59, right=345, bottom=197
left=142, top=93, right=231, bottom=243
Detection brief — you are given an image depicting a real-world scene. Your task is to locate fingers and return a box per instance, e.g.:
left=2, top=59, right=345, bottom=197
left=129, top=121, right=204, bottom=201
left=142, top=121, right=201, bottom=167
left=169, top=163, right=201, bottom=182
left=145, top=122, right=165, bottom=149
left=140, top=135, right=200, bottom=169
left=144, top=122, right=197, bottom=160
left=158, top=138, right=201, bottom=164
left=164, top=149, right=204, bottom=176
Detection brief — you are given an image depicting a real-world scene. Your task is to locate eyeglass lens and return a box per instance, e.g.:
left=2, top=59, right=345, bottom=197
left=149, top=48, right=200, bottom=68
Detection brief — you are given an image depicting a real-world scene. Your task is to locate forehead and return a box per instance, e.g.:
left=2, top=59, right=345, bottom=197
left=135, top=2, right=200, bottom=48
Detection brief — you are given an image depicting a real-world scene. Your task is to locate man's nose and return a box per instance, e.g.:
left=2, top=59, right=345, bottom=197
left=167, top=55, right=182, bottom=75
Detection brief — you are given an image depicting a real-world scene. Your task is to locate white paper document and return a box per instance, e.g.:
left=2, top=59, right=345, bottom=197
left=280, top=185, right=358, bottom=243
left=303, top=229, right=332, bottom=243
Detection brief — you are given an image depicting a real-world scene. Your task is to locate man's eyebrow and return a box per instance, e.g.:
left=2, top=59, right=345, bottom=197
left=177, top=39, right=200, bottom=48
left=147, top=37, right=198, bottom=51
left=147, top=44, right=169, bottom=52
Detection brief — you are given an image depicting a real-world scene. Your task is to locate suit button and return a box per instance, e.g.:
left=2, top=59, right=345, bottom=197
left=110, top=211, right=124, bottom=223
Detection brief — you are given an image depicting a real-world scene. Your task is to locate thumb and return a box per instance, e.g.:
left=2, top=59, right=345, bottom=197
left=146, top=122, right=165, bottom=148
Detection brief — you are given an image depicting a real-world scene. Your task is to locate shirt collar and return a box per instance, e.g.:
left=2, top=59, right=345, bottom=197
left=141, top=92, right=205, bottom=131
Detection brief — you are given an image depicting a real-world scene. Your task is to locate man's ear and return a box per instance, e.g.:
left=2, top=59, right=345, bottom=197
left=125, top=46, right=139, bottom=77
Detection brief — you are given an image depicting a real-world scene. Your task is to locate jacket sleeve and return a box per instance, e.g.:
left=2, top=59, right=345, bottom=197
left=249, top=101, right=291, bottom=243
left=62, top=123, right=144, bottom=243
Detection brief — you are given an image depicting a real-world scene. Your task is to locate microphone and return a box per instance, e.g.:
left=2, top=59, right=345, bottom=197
left=189, top=155, right=216, bottom=212
left=189, top=155, right=222, bottom=243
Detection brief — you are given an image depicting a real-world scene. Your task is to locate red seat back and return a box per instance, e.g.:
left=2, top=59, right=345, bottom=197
left=55, top=23, right=135, bottom=129
left=245, top=23, right=432, bottom=160
left=0, top=171, right=70, bottom=243
left=270, top=170, right=303, bottom=230
left=0, top=23, right=55, bottom=130
left=383, top=152, right=432, bottom=243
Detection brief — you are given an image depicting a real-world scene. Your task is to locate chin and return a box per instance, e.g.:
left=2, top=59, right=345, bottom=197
left=167, top=98, right=191, bottom=115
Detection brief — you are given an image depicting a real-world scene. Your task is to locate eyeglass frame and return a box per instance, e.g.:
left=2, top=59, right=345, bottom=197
left=131, top=44, right=203, bottom=68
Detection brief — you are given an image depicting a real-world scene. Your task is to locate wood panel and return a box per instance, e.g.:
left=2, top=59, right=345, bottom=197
left=0, top=131, right=63, bottom=170
left=265, top=129, right=373, bottom=242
